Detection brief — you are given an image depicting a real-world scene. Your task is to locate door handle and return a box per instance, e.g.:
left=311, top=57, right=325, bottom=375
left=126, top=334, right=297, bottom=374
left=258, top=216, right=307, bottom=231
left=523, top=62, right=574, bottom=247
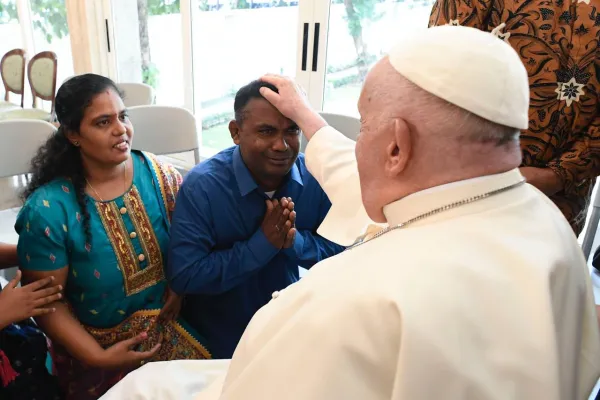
left=311, top=22, right=320, bottom=72
left=301, top=23, right=309, bottom=71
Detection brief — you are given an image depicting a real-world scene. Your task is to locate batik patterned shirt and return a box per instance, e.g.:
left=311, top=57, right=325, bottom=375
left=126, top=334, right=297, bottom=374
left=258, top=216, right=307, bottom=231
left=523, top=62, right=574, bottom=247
left=429, top=0, right=600, bottom=234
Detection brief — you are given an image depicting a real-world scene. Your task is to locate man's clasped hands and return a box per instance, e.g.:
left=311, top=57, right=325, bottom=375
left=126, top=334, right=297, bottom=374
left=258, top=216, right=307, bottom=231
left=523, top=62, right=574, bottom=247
left=261, top=197, right=296, bottom=249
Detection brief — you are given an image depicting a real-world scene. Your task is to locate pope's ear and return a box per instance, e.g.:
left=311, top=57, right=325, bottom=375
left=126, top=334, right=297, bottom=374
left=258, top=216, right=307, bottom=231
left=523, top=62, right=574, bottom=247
left=385, top=118, right=411, bottom=177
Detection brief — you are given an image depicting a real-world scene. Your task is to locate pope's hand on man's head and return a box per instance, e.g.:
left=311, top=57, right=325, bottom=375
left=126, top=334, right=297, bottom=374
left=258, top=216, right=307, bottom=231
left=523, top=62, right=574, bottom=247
left=259, top=74, right=329, bottom=141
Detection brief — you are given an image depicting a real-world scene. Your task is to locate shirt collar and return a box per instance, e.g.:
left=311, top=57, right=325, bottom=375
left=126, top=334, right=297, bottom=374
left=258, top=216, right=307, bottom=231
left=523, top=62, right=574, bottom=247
left=232, top=146, right=304, bottom=197
left=383, top=168, right=525, bottom=226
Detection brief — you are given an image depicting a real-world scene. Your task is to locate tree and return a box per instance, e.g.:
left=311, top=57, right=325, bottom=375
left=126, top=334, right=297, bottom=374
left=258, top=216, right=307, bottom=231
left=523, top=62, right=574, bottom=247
left=0, top=0, right=69, bottom=44
left=137, top=0, right=153, bottom=87
left=137, top=0, right=180, bottom=88
left=337, top=0, right=381, bottom=80
left=147, top=0, right=180, bottom=14
left=30, top=0, right=69, bottom=43
left=0, top=2, right=17, bottom=24
left=231, top=0, right=250, bottom=9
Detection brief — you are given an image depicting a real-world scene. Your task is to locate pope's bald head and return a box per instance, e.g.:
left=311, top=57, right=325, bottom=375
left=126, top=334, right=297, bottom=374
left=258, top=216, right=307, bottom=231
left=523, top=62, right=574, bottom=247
left=355, top=27, right=527, bottom=223
left=360, top=56, right=520, bottom=147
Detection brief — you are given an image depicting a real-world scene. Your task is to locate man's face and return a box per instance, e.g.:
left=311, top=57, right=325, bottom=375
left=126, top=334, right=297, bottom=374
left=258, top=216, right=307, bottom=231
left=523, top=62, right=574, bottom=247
left=230, top=97, right=300, bottom=187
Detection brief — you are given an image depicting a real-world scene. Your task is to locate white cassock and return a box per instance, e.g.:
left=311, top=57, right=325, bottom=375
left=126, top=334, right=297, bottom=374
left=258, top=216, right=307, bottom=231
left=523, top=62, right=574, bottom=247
left=101, top=126, right=600, bottom=400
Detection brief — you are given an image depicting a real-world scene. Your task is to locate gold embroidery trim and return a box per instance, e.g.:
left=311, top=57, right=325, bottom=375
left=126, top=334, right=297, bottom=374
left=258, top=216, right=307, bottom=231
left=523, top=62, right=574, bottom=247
left=124, top=186, right=161, bottom=265
left=96, top=190, right=165, bottom=297
left=84, top=309, right=211, bottom=360
left=96, top=201, right=139, bottom=294
left=146, top=153, right=168, bottom=214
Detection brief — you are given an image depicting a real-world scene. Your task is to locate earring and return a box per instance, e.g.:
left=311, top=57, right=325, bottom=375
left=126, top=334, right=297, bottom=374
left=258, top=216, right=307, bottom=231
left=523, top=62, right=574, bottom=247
left=73, top=141, right=80, bottom=147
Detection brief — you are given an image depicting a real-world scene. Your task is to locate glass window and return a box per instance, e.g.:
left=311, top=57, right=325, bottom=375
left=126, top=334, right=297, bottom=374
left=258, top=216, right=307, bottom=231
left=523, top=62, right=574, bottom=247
left=0, top=0, right=22, bottom=66
left=322, top=0, right=435, bottom=116
left=142, top=0, right=184, bottom=106
left=30, top=0, right=74, bottom=88
left=0, top=1, right=22, bottom=104
left=192, top=1, right=300, bottom=157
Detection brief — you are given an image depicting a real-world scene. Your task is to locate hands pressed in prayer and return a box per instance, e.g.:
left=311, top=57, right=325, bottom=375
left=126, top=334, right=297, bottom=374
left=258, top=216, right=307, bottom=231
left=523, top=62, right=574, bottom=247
left=0, top=270, right=62, bottom=330
left=520, top=167, right=564, bottom=196
left=158, top=286, right=183, bottom=322
left=283, top=200, right=297, bottom=249
left=96, top=331, right=161, bottom=369
left=262, top=198, right=294, bottom=249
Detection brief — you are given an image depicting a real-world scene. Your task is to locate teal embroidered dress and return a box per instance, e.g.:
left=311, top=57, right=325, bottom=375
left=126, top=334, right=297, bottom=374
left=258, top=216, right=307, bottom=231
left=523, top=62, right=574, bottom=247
left=15, top=151, right=210, bottom=399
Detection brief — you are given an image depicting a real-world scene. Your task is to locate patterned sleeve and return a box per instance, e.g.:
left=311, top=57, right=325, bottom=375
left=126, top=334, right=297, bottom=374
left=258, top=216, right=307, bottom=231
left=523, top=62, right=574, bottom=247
left=15, top=200, right=68, bottom=271
left=167, top=163, right=183, bottom=200
left=428, top=0, right=497, bottom=30
left=547, top=120, right=600, bottom=196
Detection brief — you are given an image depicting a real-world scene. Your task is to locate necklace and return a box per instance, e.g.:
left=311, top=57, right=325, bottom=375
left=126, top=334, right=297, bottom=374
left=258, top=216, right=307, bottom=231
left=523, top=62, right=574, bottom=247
left=346, top=179, right=526, bottom=251
left=86, top=162, right=127, bottom=202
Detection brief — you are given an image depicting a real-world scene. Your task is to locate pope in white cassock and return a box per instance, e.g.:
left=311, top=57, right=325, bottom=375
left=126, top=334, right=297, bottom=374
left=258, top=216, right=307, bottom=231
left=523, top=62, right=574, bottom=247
left=100, top=25, right=600, bottom=400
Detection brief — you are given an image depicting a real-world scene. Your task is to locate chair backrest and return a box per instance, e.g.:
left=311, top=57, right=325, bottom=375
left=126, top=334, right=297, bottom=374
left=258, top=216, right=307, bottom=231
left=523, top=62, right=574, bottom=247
left=0, top=119, right=56, bottom=178
left=118, top=82, right=155, bottom=107
left=300, top=112, right=361, bottom=153
left=128, top=105, right=200, bottom=164
left=28, top=51, right=58, bottom=114
left=1, top=49, right=26, bottom=108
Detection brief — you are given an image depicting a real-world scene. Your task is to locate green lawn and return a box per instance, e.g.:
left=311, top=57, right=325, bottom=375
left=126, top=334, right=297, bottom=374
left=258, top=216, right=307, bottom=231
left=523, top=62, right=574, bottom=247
left=202, top=123, right=234, bottom=154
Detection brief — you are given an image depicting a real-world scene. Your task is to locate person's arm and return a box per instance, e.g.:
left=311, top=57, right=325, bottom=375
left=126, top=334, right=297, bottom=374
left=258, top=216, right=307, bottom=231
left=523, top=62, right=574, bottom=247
left=17, top=205, right=159, bottom=369
left=282, top=194, right=345, bottom=268
left=0, top=270, right=61, bottom=330
left=0, top=243, right=18, bottom=269
left=283, top=229, right=344, bottom=269
left=545, top=121, right=600, bottom=197
left=15, top=205, right=108, bottom=366
left=22, top=268, right=108, bottom=365
left=167, top=179, right=286, bottom=295
left=428, top=0, right=496, bottom=30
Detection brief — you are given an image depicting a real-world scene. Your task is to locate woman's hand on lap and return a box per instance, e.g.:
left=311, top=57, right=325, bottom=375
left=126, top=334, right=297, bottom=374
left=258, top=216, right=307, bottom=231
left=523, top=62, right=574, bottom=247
left=95, top=332, right=161, bottom=369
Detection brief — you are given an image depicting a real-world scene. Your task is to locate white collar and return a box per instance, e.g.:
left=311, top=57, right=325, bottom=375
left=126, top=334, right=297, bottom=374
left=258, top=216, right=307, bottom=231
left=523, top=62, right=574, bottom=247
left=383, top=169, right=525, bottom=226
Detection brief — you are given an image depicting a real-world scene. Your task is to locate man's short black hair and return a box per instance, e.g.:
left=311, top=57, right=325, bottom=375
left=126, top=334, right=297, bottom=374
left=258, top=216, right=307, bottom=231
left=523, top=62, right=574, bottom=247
left=234, top=80, right=279, bottom=125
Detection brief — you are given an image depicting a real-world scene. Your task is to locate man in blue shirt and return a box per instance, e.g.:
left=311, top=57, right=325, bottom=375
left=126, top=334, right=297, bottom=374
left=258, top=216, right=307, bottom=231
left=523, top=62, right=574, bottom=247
left=167, top=80, right=344, bottom=358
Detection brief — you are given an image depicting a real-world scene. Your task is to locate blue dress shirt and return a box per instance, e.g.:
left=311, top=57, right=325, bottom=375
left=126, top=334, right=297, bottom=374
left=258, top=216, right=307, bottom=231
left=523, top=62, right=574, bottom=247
left=167, top=146, right=344, bottom=358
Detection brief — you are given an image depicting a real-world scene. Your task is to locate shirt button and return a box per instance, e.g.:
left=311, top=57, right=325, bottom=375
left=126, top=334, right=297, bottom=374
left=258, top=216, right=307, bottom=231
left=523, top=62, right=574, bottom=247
left=130, top=232, right=137, bottom=239
left=120, top=207, right=127, bottom=215
left=138, top=254, right=145, bottom=262
left=272, top=291, right=280, bottom=299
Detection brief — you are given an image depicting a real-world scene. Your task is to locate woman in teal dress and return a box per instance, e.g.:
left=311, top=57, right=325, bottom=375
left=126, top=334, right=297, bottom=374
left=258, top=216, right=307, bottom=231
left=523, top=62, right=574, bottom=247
left=16, top=74, right=211, bottom=400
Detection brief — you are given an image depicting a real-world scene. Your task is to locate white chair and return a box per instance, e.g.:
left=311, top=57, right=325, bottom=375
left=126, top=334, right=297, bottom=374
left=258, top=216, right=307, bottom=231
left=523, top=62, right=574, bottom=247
left=118, top=82, right=155, bottom=107
left=0, top=51, right=58, bottom=122
left=0, top=119, right=56, bottom=280
left=300, top=112, right=361, bottom=153
left=582, top=182, right=600, bottom=261
left=0, top=119, right=56, bottom=178
left=0, top=49, right=26, bottom=112
left=128, top=105, right=200, bottom=164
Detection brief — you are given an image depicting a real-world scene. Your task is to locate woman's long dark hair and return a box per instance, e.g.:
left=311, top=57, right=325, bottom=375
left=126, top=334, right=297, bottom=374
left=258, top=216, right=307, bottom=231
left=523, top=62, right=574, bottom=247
left=22, top=73, right=124, bottom=243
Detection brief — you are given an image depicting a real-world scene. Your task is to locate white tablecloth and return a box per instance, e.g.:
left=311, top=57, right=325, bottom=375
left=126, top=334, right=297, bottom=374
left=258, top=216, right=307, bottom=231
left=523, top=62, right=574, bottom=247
left=99, top=360, right=229, bottom=400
